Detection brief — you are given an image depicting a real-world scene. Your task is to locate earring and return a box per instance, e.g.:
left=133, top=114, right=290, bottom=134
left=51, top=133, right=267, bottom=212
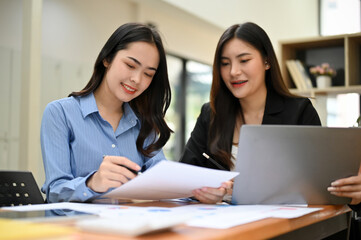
left=265, top=61, right=270, bottom=69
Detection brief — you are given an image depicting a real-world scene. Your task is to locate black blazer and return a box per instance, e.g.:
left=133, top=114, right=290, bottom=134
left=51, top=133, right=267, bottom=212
left=179, top=90, right=321, bottom=170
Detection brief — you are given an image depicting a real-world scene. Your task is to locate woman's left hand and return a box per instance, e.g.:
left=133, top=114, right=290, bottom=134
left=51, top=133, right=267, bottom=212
left=192, top=181, right=233, bottom=204
left=328, top=173, right=361, bottom=205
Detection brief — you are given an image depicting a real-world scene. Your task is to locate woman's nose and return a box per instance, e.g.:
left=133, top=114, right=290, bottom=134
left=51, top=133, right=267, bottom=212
left=130, top=71, right=142, bottom=84
left=230, top=64, right=242, bottom=76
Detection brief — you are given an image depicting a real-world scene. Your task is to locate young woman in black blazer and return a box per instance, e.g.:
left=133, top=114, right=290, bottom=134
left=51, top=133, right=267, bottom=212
left=180, top=22, right=322, bottom=203
left=183, top=22, right=361, bottom=206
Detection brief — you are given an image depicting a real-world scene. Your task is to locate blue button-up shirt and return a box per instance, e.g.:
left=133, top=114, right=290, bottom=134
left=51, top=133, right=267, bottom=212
left=40, top=93, right=166, bottom=203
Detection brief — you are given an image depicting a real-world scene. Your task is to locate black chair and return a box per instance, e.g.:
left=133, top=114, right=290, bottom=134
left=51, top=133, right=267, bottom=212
left=0, top=171, right=44, bottom=207
left=349, top=210, right=361, bottom=240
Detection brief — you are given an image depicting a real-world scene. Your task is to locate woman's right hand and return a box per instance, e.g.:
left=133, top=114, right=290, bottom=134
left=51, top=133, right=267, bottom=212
left=86, top=156, right=141, bottom=193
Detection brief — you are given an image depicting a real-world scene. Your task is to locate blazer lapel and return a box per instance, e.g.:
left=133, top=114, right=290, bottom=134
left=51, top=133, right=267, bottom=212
left=262, top=90, right=285, bottom=124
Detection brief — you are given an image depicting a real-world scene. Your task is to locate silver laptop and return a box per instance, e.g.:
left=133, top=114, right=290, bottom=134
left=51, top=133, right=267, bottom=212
left=231, top=125, right=361, bottom=205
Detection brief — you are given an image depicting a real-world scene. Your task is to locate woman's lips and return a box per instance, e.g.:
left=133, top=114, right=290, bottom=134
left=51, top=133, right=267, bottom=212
left=231, top=80, right=248, bottom=88
left=121, top=83, right=136, bottom=94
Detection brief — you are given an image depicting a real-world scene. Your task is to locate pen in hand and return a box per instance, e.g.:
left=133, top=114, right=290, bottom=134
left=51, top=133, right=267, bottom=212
left=103, top=155, right=139, bottom=175
left=202, top=153, right=227, bottom=171
left=118, top=164, right=139, bottom=175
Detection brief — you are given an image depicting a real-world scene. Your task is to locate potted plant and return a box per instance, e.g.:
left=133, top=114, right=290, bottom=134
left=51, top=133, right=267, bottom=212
left=309, top=63, right=336, bottom=88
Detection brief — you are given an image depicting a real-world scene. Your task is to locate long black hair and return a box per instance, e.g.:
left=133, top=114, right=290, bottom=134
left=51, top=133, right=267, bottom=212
left=209, top=22, right=296, bottom=169
left=69, top=23, right=172, bottom=157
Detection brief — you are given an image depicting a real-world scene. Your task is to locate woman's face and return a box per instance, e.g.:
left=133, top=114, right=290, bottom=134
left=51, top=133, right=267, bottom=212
left=220, top=38, right=269, bottom=101
left=103, top=41, right=159, bottom=103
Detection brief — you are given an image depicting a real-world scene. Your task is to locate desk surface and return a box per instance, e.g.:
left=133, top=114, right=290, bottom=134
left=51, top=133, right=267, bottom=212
left=66, top=202, right=350, bottom=240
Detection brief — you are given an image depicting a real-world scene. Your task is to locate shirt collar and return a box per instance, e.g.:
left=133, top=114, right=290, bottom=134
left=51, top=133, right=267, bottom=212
left=79, top=93, right=98, bottom=118
left=114, top=102, right=140, bottom=136
left=79, top=93, right=140, bottom=126
left=122, top=102, right=140, bottom=126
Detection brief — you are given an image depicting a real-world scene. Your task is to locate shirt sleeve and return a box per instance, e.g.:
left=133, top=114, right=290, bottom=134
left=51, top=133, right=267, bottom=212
left=40, top=102, right=102, bottom=203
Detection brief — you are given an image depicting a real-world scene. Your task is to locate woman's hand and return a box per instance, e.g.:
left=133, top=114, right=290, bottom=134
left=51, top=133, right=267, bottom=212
left=86, top=156, right=140, bottom=193
left=328, top=173, right=361, bottom=205
left=192, top=180, right=233, bottom=204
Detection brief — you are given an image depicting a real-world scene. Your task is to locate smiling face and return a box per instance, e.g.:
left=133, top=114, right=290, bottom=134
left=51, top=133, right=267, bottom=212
left=220, top=38, right=269, bottom=102
left=101, top=41, right=159, bottom=104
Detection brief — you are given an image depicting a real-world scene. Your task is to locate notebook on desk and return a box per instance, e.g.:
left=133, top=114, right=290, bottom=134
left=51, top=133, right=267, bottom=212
left=231, top=125, right=361, bottom=205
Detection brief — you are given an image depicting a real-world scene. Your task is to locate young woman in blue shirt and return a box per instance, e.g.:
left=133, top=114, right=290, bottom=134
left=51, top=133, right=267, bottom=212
left=41, top=23, right=172, bottom=203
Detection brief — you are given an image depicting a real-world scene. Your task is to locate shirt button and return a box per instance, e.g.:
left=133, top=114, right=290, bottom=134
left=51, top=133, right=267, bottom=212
left=112, top=144, right=116, bottom=148
left=83, top=192, right=87, bottom=197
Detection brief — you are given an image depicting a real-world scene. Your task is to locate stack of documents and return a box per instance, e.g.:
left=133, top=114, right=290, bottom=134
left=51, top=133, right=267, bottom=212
left=2, top=202, right=322, bottom=236
left=102, top=160, right=239, bottom=200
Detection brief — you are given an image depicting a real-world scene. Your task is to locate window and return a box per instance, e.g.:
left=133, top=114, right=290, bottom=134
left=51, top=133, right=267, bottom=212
left=327, top=93, right=360, bottom=127
left=319, top=0, right=361, bottom=127
left=163, top=55, right=183, bottom=161
left=185, top=61, right=212, bottom=140
left=163, top=55, right=212, bottom=161
left=320, top=0, right=361, bottom=36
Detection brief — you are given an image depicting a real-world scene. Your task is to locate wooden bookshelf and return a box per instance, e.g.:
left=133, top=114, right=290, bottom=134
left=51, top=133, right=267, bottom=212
left=280, top=32, right=361, bottom=95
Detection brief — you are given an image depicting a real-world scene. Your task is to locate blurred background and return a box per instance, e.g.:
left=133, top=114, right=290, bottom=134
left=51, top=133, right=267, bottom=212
left=0, top=0, right=360, bottom=189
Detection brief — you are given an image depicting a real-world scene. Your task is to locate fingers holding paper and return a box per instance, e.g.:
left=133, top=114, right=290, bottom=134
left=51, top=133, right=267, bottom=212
left=328, top=173, right=361, bottom=205
left=192, top=180, right=233, bottom=204
left=86, top=155, right=141, bottom=193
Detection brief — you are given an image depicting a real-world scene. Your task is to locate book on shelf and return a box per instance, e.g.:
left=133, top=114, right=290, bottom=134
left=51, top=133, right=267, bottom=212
left=294, top=60, right=313, bottom=89
left=285, top=60, right=306, bottom=90
left=285, top=60, right=313, bottom=90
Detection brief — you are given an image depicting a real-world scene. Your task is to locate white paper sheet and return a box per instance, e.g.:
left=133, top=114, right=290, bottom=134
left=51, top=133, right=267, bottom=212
left=0, top=202, right=117, bottom=214
left=102, top=161, right=239, bottom=200
left=1, top=202, right=322, bottom=229
left=1, top=202, right=71, bottom=211
left=171, top=204, right=322, bottom=228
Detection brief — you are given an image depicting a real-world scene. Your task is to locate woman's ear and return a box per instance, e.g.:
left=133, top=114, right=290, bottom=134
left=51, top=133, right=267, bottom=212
left=103, top=59, right=109, bottom=68
left=264, top=59, right=270, bottom=70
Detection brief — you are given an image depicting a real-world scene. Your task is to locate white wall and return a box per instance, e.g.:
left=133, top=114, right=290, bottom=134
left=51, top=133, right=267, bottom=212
left=42, top=0, right=137, bottom=64
left=0, top=47, right=21, bottom=171
left=41, top=0, right=139, bottom=109
left=42, top=0, right=223, bottom=65
left=164, top=0, right=319, bottom=56
left=0, top=0, right=22, bottom=171
left=0, top=0, right=23, bottom=50
left=40, top=0, right=222, bottom=107
left=136, top=0, right=223, bottom=64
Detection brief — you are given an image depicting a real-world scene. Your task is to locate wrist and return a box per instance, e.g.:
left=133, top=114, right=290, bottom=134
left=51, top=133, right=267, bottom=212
left=86, top=172, right=97, bottom=191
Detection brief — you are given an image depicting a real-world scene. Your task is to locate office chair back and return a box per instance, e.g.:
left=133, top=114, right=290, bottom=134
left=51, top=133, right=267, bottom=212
left=0, top=171, right=44, bottom=207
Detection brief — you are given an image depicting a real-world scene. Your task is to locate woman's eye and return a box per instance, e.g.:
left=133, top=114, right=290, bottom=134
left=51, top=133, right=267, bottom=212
left=144, top=73, right=153, bottom=78
left=126, top=63, right=135, bottom=69
left=220, top=62, right=229, bottom=66
left=240, top=59, right=249, bottom=63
